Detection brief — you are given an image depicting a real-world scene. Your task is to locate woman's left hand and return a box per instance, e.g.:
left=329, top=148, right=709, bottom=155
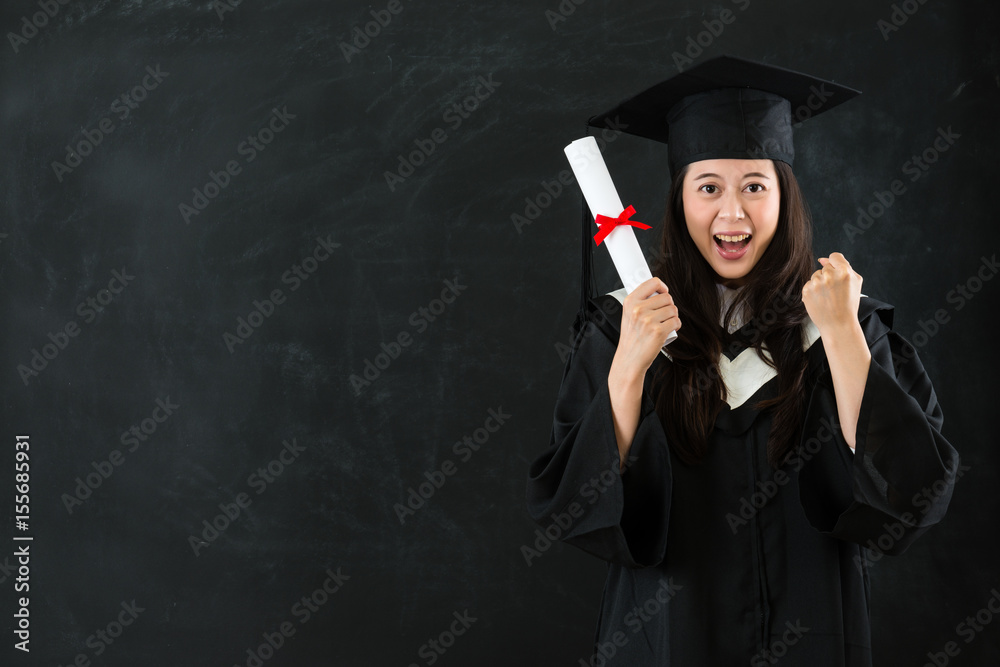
left=802, top=252, right=864, bottom=335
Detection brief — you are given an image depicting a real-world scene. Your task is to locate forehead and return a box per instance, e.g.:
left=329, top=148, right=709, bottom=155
left=684, top=158, right=777, bottom=182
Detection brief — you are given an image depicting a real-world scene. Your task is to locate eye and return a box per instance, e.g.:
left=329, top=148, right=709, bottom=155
left=699, top=184, right=718, bottom=194
left=744, top=183, right=765, bottom=194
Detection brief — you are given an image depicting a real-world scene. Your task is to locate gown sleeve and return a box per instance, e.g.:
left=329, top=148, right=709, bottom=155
left=525, top=297, right=672, bottom=568
left=797, top=297, right=960, bottom=555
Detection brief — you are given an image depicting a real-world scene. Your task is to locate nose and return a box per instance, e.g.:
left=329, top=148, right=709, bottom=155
left=718, top=189, right=746, bottom=221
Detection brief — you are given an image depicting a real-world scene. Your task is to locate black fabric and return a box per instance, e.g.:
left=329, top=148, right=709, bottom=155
left=585, top=54, right=861, bottom=177
left=580, top=189, right=595, bottom=310
left=666, top=88, right=794, bottom=175
left=526, top=294, right=959, bottom=666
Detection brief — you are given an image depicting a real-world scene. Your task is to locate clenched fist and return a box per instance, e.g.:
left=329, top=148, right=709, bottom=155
left=802, top=252, right=863, bottom=335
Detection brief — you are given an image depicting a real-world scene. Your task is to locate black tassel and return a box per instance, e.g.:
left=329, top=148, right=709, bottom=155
left=579, top=124, right=595, bottom=313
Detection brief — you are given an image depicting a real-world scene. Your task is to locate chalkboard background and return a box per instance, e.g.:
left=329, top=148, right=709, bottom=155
left=2, top=0, right=998, bottom=665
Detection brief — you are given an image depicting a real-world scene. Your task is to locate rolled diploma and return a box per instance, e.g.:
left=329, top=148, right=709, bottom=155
left=564, top=136, right=677, bottom=344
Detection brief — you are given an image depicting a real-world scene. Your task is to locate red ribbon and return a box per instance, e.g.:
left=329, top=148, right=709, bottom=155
left=593, top=205, right=650, bottom=246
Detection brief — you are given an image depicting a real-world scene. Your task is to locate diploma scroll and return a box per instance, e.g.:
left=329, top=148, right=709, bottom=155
left=564, top=136, right=678, bottom=345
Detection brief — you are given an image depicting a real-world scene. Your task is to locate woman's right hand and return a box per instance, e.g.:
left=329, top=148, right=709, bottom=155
left=612, top=277, right=681, bottom=380
left=607, top=278, right=680, bottom=469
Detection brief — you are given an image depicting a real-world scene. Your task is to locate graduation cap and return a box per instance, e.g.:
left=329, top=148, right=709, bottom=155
left=587, top=55, right=861, bottom=176
left=577, top=55, right=860, bottom=308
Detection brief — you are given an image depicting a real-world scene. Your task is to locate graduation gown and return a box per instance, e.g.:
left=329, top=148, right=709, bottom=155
left=526, top=288, right=959, bottom=666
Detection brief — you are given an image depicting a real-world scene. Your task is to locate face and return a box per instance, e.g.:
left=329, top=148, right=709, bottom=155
left=681, top=159, right=780, bottom=288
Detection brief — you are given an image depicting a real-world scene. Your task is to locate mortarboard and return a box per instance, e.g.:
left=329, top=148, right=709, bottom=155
left=577, top=55, right=861, bottom=308
left=587, top=55, right=861, bottom=177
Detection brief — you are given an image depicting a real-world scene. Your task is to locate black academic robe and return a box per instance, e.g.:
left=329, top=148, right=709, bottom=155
left=526, top=292, right=959, bottom=666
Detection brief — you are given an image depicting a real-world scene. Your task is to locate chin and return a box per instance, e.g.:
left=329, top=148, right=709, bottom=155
left=711, top=264, right=751, bottom=287
left=710, top=264, right=750, bottom=280
left=698, top=247, right=755, bottom=286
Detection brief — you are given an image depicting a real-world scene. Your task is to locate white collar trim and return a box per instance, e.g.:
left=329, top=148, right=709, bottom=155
left=604, top=287, right=825, bottom=410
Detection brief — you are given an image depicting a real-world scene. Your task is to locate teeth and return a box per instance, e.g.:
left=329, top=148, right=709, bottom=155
left=715, top=234, right=750, bottom=242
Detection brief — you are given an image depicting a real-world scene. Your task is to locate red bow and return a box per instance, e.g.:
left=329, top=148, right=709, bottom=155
left=593, top=205, right=650, bottom=245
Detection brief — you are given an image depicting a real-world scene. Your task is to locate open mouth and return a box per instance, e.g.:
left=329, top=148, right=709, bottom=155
left=714, top=233, right=752, bottom=254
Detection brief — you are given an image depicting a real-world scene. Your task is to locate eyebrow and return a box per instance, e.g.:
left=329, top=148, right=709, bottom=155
left=692, top=172, right=771, bottom=180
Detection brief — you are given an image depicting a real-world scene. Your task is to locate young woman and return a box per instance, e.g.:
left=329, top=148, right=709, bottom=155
left=526, top=57, right=959, bottom=666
